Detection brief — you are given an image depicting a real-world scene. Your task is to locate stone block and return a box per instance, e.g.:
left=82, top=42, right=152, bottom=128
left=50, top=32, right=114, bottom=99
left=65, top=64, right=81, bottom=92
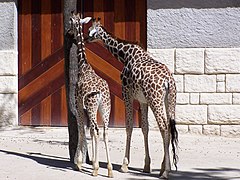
left=216, top=82, right=225, bottom=92
left=0, top=51, right=17, bottom=75
left=175, top=48, right=204, bottom=74
left=190, top=93, right=199, bottom=104
left=216, top=74, right=225, bottom=82
left=208, top=105, right=240, bottom=124
left=203, top=125, right=220, bottom=136
left=176, top=105, right=207, bottom=124
left=176, top=125, right=189, bottom=134
left=173, top=75, right=184, bottom=92
left=0, top=94, right=18, bottom=127
left=221, top=125, right=240, bottom=137
left=176, top=93, right=189, bottom=105
left=0, top=76, right=17, bottom=93
left=185, top=75, right=216, bottom=92
left=189, top=125, right=202, bottom=134
left=205, top=48, right=240, bottom=74
left=200, top=93, right=232, bottom=105
left=226, top=74, right=240, bottom=92
left=233, top=93, right=240, bottom=104
left=148, top=49, right=175, bottom=72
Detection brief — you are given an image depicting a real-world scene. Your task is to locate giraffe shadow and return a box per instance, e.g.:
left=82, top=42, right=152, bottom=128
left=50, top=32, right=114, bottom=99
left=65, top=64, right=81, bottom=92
left=2, top=149, right=239, bottom=179
left=126, top=167, right=240, bottom=180
left=0, top=149, right=121, bottom=178
left=0, top=149, right=73, bottom=171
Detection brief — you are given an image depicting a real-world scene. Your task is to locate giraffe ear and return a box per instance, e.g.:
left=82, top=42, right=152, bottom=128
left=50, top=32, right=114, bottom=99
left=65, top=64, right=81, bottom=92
left=80, top=17, right=92, bottom=24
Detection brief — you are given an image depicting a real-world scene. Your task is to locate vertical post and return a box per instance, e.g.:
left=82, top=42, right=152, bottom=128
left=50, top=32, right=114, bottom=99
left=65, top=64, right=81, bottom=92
left=63, top=0, right=89, bottom=163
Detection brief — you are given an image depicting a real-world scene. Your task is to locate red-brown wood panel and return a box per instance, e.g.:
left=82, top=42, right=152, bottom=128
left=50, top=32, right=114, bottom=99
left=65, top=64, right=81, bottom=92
left=18, top=0, right=146, bottom=127
left=18, top=0, right=66, bottom=126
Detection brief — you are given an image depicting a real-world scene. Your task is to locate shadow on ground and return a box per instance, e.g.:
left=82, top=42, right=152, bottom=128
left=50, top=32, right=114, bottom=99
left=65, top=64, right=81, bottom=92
left=168, top=167, right=240, bottom=180
left=1, top=149, right=240, bottom=179
left=0, top=149, right=72, bottom=171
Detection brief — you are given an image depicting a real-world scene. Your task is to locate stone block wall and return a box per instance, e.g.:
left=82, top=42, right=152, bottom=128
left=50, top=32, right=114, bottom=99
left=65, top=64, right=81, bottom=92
left=147, top=48, right=240, bottom=137
left=0, top=0, right=18, bottom=127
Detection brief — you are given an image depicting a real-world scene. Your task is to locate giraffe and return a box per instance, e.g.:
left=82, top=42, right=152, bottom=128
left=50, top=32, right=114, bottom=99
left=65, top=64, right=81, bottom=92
left=87, top=18, right=178, bottom=179
left=67, top=13, right=113, bottom=178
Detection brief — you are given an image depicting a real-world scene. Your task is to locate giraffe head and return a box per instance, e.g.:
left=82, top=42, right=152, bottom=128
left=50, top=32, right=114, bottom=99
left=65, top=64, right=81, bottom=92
left=87, top=17, right=102, bottom=42
left=68, top=11, right=91, bottom=37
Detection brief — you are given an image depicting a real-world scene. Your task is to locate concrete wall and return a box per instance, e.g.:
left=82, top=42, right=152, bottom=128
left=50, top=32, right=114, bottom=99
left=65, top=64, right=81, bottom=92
left=147, top=1, right=240, bottom=137
left=147, top=0, right=240, bottom=48
left=0, top=0, right=18, bottom=127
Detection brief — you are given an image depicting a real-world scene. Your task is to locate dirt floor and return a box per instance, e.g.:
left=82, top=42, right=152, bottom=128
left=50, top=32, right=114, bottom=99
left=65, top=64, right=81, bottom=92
left=0, top=127, right=239, bottom=180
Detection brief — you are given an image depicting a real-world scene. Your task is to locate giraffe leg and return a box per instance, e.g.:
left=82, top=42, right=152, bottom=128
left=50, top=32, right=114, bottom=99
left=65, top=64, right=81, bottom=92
left=85, top=95, right=100, bottom=177
left=92, top=129, right=100, bottom=176
left=74, top=107, right=85, bottom=171
left=90, top=129, right=95, bottom=164
left=121, top=96, right=133, bottom=173
left=150, top=96, right=171, bottom=179
left=99, top=102, right=113, bottom=178
left=103, top=126, right=113, bottom=177
left=159, top=129, right=171, bottom=179
left=140, top=103, right=151, bottom=173
left=159, top=81, right=178, bottom=178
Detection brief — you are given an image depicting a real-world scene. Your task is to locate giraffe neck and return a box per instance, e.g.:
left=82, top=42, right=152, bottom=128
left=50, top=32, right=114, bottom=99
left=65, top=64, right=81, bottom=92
left=98, top=26, right=133, bottom=64
left=76, top=24, right=91, bottom=77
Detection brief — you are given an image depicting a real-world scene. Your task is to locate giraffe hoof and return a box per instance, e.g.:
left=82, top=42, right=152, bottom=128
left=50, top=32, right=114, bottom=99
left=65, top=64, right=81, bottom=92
left=159, top=170, right=169, bottom=179
left=74, top=163, right=82, bottom=171
left=92, top=169, right=98, bottom=176
left=143, top=165, right=151, bottom=173
left=120, top=164, right=129, bottom=173
left=108, top=170, right=114, bottom=178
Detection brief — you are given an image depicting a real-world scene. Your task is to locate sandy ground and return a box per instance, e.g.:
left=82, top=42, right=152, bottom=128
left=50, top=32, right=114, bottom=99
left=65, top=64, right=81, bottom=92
left=0, top=127, right=239, bottom=180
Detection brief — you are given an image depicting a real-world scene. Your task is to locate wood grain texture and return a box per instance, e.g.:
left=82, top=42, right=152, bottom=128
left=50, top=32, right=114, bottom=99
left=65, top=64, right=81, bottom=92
left=41, top=96, right=51, bottom=125
left=19, top=0, right=146, bottom=127
left=31, top=0, right=41, bottom=67
left=19, top=48, right=64, bottom=89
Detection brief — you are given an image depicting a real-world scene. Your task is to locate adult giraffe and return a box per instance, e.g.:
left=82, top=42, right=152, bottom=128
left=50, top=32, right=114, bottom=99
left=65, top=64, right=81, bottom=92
left=87, top=18, right=178, bottom=179
left=67, top=14, right=113, bottom=177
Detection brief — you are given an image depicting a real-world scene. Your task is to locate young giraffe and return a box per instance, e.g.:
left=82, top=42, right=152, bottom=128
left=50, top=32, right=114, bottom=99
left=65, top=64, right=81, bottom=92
left=87, top=18, right=178, bottom=179
left=67, top=13, right=113, bottom=177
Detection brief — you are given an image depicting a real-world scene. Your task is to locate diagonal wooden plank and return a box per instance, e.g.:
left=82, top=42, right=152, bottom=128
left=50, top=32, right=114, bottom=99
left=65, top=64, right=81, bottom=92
left=19, top=73, right=65, bottom=116
left=19, top=47, right=64, bottom=90
left=19, top=59, right=64, bottom=105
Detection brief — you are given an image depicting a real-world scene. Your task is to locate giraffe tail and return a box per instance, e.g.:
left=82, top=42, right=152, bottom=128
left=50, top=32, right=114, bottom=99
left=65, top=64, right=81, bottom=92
left=166, top=79, right=179, bottom=171
left=170, top=117, right=179, bottom=170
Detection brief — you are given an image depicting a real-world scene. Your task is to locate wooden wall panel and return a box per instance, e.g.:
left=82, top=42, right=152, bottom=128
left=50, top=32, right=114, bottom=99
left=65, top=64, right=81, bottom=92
left=18, top=0, right=66, bottom=126
left=41, top=0, right=51, bottom=60
left=19, top=0, right=146, bottom=127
